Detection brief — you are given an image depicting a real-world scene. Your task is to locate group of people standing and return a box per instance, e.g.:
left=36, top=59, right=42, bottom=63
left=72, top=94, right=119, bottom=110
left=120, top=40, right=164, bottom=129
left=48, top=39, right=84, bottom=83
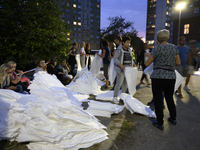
left=68, top=42, right=93, bottom=77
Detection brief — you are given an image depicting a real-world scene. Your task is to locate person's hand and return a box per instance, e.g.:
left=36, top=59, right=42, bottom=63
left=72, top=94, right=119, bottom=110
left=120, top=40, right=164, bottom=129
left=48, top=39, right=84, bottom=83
left=9, top=86, right=17, bottom=91
left=121, top=65, right=125, bottom=70
left=18, top=70, right=24, bottom=76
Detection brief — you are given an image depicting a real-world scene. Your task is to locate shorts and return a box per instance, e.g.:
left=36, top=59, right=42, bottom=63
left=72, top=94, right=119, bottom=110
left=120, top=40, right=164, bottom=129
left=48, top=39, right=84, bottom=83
left=175, top=66, right=188, bottom=77
left=188, top=66, right=194, bottom=75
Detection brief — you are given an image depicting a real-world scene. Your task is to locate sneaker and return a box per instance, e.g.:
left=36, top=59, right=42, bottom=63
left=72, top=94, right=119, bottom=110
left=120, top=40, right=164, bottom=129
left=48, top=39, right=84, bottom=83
left=104, top=86, right=109, bottom=90
left=178, top=93, right=183, bottom=98
left=152, top=122, right=164, bottom=130
left=113, top=97, right=119, bottom=104
left=168, top=118, right=177, bottom=125
left=183, top=85, right=190, bottom=91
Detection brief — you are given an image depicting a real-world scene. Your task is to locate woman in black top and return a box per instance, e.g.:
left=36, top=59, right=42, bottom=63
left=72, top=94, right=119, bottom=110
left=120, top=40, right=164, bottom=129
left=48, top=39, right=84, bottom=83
left=85, top=43, right=93, bottom=70
left=97, top=40, right=111, bottom=90
left=68, top=42, right=78, bottom=76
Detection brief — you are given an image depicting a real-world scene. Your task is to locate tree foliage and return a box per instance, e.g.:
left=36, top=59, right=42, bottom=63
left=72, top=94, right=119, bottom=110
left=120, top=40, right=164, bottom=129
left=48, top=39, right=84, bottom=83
left=101, top=16, right=144, bottom=53
left=0, top=0, right=71, bottom=70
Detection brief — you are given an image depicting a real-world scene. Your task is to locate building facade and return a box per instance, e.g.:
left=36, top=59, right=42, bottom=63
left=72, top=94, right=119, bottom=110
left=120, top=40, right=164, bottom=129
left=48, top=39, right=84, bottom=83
left=171, top=0, right=200, bottom=45
left=62, top=0, right=101, bottom=49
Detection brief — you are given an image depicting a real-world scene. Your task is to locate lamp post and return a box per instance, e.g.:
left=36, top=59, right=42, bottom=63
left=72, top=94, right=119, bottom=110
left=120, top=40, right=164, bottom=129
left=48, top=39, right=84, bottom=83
left=176, top=2, right=186, bottom=45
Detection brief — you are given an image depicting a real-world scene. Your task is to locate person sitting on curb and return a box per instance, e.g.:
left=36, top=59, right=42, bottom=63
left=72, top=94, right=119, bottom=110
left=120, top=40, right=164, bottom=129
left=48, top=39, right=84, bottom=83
left=57, top=59, right=73, bottom=83
left=0, top=64, right=24, bottom=93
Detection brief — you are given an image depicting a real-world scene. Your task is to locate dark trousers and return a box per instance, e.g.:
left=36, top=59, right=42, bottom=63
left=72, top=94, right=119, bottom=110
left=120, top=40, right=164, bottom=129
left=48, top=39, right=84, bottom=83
left=152, top=79, right=176, bottom=125
left=140, top=64, right=149, bottom=83
left=69, top=63, right=76, bottom=77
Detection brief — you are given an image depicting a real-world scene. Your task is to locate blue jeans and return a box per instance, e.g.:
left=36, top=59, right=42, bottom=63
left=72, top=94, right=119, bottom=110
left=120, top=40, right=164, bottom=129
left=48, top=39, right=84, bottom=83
left=15, top=85, right=23, bottom=93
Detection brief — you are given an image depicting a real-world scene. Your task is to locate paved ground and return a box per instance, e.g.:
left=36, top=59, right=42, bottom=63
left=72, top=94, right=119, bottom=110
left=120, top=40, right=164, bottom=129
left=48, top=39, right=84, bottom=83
left=1, top=69, right=200, bottom=150
left=108, top=70, right=200, bottom=150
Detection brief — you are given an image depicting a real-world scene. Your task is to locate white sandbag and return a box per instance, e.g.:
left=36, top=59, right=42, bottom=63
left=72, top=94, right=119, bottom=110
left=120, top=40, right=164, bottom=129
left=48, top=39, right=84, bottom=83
left=95, top=71, right=105, bottom=81
left=67, top=71, right=104, bottom=95
left=193, top=70, right=200, bottom=76
left=124, top=67, right=138, bottom=96
left=120, top=93, right=156, bottom=118
left=109, top=59, right=116, bottom=85
left=144, top=63, right=153, bottom=76
left=95, top=90, right=121, bottom=101
left=90, top=50, right=103, bottom=76
left=174, top=70, right=184, bottom=92
left=75, top=54, right=82, bottom=71
left=86, top=100, right=124, bottom=118
left=90, top=56, right=94, bottom=65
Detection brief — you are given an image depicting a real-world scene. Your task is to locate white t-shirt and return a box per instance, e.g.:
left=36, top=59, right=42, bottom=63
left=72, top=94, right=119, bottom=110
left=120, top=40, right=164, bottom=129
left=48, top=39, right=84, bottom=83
left=80, top=48, right=86, bottom=55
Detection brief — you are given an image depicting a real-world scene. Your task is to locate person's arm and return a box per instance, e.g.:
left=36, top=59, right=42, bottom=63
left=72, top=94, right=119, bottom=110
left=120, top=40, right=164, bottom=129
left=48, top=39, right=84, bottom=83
left=145, top=54, right=154, bottom=67
left=176, top=54, right=181, bottom=66
left=69, top=50, right=76, bottom=56
left=97, top=49, right=106, bottom=58
left=7, top=86, right=17, bottom=91
left=66, top=64, right=70, bottom=72
left=10, top=71, right=23, bottom=84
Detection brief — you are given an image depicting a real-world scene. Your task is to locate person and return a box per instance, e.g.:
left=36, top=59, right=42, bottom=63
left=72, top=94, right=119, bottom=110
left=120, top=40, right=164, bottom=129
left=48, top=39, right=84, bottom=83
left=7, top=61, right=30, bottom=93
left=196, top=51, right=200, bottom=70
left=176, top=36, right=190, bottom=98
left=140, top=43, right=150, bottom=85
left=113, top=36, right=136, bottom=104
left=85, top=43, right=93, bottom=69
left=111, top=36, right=123, bottom=91
left=47, top=59, right=66, bottom=83
left=0, top=63, right=23, bottom=93
left=114, top=36, right=122, bottom=49
left=35, top=60, right=47, bottom=73
left=109, top=42, right=116, bottom=59
left=184, top=40, right=198, bottom=91
left=69, top=42, right=78, bottom=76
left=136, top=50, right=142, bottom=69
left=146, top=29, right=181, bottom=130
left=132, top=48, right=136, bottom=63
left=97, top=40, right=111, bottom=90
left=80, top=41, right=87, bottom=68
left=57, top=59, right=72, bottom=82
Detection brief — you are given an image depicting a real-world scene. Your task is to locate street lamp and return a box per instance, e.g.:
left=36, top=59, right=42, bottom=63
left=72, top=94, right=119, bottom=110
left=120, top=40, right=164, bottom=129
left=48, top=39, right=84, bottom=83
left=176, top=2, right=186, bottom=45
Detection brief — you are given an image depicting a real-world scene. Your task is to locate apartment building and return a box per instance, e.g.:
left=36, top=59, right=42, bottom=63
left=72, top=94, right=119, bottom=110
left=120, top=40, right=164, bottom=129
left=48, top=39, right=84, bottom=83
left=146, top=0, right=173, bottom=47
left=62, top=0, right=101, bottom=49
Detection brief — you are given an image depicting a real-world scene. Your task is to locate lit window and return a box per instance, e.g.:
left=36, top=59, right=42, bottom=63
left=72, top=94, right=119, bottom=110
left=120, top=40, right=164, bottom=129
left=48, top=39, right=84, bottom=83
left=97, top=4, right=100, bottom=8
left=73, top=22, right=77, bottom=25
left=67, top=33, right=70, bottom=36
left=73, top=4, right=76, bottom=7
left=152, top=25, right=155, bottom=28
left=166, top=11, right=168, bottom=15
left=184, top=24, right=190, bottom=34
left=67, top=38, right=70, bottom=40
left=78, top=22, right=81, bottom=26
left=167, top=0, right=169, bottom=4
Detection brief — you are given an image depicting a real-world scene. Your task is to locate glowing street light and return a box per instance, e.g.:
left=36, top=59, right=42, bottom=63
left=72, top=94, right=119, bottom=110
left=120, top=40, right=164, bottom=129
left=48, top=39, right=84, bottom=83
left=176, top=2, right=186, bottom=10
left=176, top=2, right=186, bottom=45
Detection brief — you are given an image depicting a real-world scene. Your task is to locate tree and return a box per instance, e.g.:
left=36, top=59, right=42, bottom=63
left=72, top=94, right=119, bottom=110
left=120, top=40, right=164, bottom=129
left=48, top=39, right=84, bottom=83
left=0, top=0, right=71, bottom=70
left=101, top=16, right=144, bottom=54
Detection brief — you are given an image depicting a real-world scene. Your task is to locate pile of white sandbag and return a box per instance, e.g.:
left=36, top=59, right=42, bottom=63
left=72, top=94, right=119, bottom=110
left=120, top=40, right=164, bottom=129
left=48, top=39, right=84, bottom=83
left=0, top=72, right=108, bottom=150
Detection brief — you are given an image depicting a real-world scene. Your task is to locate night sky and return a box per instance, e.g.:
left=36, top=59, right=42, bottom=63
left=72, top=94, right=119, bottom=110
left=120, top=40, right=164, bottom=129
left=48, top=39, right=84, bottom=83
left=101, top=0, right=147, bottom=41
